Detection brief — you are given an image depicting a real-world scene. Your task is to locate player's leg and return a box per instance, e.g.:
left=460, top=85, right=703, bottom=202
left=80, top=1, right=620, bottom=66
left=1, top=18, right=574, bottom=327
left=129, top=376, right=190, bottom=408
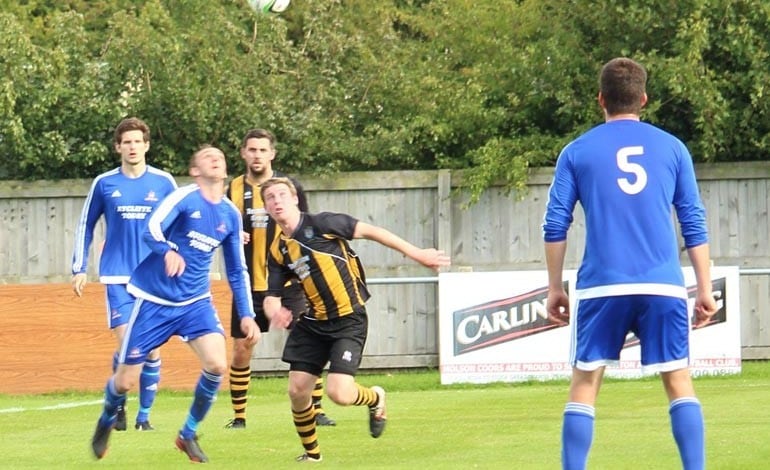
left=111, top=324, right=129, bottom=431
left=227, top=337, right=252, bottom=428
left=281, top=318, right=331, bottom=462
left=106, top=285, right=135, bottom=432
left=322, top=311, right=385, bottom=438
left=226, top=292, right=267, bottom=429
left=175, top=299, right=229, bottom=463
left=109, top=284, right=161, bottom=431
left=562, top=368, right=603, bottom=470
left=662, top=369, right=704, bottom=470
left=638, top=295, right=704, bottom=470
left=312, top=375, right=336, bottom=425
left=92, top=297, right=162, bottom=459
left=283, top=285, right=336, bottom=427
left=136, top=347, right=160, bottom=430
left=179, top=332, right=226, bottom=463
left=561, top=296, right=632, bottom=470
left=91, top=363, right=143, bottom=459
left=288, top=369, right=323, bottom=462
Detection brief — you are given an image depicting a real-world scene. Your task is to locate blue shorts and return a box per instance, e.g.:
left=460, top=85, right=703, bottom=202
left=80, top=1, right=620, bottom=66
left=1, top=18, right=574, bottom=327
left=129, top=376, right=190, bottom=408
left=119, top=297, right=225, bottom=365
left=105, top=284, right=136, bottom=329
left=571, top=294, right=690, bottom=373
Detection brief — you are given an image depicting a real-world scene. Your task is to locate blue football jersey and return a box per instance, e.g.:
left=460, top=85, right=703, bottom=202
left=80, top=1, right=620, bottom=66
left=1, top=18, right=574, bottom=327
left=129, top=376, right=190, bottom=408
left=71, top=166, right=177, bottom=283
left=127, top=184, right=255, bottom=319
left=542, top=119, right=708, bottom=290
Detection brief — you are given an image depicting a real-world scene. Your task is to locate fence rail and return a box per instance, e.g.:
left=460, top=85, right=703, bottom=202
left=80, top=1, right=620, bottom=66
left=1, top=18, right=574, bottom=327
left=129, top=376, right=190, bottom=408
left=1, top=162, right=769, bottom=368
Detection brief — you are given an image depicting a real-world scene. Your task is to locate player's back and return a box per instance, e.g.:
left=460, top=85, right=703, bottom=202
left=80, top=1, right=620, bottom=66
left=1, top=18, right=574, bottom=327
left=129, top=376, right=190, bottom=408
left=559, top=120, right=701, bottom=290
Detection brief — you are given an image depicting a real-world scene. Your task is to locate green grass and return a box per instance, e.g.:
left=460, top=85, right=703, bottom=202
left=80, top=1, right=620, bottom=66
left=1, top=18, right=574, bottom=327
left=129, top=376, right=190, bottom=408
left=2, top=363, right=770, bottom=468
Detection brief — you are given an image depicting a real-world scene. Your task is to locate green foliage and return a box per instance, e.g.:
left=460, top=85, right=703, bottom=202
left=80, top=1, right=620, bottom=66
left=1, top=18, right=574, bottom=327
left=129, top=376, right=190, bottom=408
left=0, top=0, right=768, bottom=199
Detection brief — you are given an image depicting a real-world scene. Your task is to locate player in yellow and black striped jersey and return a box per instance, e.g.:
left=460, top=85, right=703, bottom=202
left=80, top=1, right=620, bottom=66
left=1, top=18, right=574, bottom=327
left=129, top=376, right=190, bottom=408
left=260, top=177, right=450, bottom=462
left=224, top=129, right=335, bottom=429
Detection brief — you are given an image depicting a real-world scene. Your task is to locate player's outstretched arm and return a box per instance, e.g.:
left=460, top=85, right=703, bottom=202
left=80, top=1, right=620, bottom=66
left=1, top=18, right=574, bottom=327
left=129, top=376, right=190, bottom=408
left=353, top=221, right=450, bottom=271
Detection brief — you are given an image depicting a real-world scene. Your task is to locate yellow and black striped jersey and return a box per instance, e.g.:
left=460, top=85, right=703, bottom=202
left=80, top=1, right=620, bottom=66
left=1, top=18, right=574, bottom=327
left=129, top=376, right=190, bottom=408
left=266, top=212, right=370, bottom=320
left=226, top=171, right=308, bottom=291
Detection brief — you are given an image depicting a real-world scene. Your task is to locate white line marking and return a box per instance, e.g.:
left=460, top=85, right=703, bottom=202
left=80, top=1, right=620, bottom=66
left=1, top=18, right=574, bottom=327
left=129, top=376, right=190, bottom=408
left=0, top=399, right=103, bottom=414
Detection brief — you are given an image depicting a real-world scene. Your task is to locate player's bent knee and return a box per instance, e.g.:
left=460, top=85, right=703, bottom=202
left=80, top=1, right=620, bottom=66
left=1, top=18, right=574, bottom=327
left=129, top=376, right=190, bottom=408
left=231, top=339, right=255, bottom=365
left=114, top=369, right=141, bottom=393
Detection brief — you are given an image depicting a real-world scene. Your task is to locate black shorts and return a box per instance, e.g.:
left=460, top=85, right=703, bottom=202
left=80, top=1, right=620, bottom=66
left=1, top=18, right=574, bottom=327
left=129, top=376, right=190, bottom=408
left=230, top=283, right=308, bottom=337
left=282, top=309, right=368, bottom=377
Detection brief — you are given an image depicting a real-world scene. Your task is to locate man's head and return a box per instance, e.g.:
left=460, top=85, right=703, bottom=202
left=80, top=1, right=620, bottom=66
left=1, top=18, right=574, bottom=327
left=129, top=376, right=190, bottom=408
left=189, top=145, right=228, bottom=182
left=114, top=117, right=151, bottom=166
left=598, top=58, right=647, bottom=117
left=240, top=128, right=276, bottom=179
left=260, top=177, right=299, bottom=222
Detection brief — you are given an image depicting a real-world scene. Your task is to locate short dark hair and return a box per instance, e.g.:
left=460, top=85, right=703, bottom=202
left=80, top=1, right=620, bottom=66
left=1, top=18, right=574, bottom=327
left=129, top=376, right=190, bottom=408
left=114, top=117, right=150, bottom=144
left=189, top=144, right=223, bottom=169
left=259, top=176, right=296, bottom=203
left=599, top=58, right=647, bottom=116
left=241, top=128, right=276, bottom=149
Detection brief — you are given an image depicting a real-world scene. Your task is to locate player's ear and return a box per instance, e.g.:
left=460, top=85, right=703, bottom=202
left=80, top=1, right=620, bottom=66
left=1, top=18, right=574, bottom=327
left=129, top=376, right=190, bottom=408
left=640, top=92, right=648, bottom=108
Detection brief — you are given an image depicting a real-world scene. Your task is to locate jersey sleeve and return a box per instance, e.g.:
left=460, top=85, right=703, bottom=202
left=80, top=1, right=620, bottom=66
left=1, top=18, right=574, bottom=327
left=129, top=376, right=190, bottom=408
left=71, top=178, right=105, bottom=274
left=672, top=141, right=709, bottom=248
left=542, top=147, right=578, bottom=243
left=222, top=204, right=256, bottom=319
left=142, top=188, right=184, bottom=256
left=314, top=212, right=358, bottom=240
left=265, top=245, right=291, bottom=296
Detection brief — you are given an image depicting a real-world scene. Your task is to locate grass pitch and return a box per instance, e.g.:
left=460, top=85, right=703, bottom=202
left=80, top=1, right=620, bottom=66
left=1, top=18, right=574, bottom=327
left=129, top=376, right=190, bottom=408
left=2, top=363, right=769, bottom=468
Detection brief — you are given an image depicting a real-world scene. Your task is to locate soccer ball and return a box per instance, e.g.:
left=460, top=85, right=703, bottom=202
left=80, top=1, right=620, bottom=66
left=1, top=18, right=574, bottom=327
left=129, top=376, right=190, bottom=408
left=249, top=0, right=291, bottom=14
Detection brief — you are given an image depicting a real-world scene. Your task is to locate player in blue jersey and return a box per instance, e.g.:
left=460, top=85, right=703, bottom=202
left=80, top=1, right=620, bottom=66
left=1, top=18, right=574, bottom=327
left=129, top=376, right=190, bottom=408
left=542, top=58, right=718, bottom=470
left=90, top=145, right=260, bottom=463
left=71, top=117, right=177, bottom=431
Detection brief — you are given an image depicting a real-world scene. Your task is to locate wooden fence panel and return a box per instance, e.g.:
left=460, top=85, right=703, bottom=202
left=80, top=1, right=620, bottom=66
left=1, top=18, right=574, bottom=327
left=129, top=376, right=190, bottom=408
left=0, top=162, right=768, bottom=374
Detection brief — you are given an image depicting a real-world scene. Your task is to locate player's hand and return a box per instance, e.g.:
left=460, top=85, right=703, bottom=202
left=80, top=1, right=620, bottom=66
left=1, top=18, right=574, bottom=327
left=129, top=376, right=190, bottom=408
left=692, top=290, right=718, bottom=328
left=239, top=316, right=260, bottom=342
left=546, top=288, right=570, bottom=325
left=269, top=306, right=293, bottom=330
left=72, top=273, right=87, bottom=297
left=416, top=248, right=451, bottom=271
left=242, top=230, right=251, bottom=245
left=164, top=250, right=186, bottom=277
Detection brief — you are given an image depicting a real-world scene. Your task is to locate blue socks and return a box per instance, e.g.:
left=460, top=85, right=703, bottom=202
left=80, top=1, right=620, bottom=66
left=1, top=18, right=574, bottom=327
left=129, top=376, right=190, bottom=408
left=137, top=358, right=161, bottom=423
left=560, top=398, right=704, bottom=470
left=561, top=402, right=595, bottom=470
left=670, top=397, right=705, bottom=470
left=180, top=370, right=222, bottom=439
left=99, top=377, right=126, bottom=428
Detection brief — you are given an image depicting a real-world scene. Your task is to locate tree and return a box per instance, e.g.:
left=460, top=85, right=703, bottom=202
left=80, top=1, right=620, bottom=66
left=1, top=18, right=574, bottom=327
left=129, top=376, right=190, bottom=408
left=0, top=0, right=767, bottom=204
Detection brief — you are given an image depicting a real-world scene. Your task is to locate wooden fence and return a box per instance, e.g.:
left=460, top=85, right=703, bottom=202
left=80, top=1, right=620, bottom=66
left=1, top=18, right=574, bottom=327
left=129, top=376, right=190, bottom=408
left=0, top=162, right=768, bottom=386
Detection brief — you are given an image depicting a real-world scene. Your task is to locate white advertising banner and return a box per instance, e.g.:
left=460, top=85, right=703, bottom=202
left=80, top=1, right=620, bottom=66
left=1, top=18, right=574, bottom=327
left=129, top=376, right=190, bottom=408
left=438, top=267, right=741, bottom=384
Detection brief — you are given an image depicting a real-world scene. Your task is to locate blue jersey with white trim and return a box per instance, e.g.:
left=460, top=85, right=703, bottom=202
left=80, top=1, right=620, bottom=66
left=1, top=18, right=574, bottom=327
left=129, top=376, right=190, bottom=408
left=71, top=166, right=177, bottom=283
left=542, top=119, right=708, bottom=290
left=127, top=184, right=255, bottom=319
